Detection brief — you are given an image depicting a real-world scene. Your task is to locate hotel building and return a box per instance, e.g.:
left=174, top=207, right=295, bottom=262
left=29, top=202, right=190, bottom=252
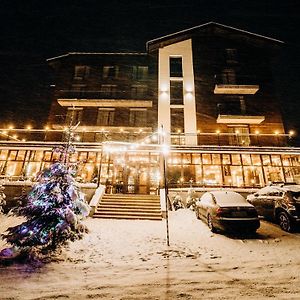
left=0, top=22, right=299, bottom=196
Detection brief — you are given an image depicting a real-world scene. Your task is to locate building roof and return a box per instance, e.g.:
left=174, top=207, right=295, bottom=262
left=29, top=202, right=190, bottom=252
left=146, top=21, right=284, bottom=51
left=47, top=52, right=148, bottom=62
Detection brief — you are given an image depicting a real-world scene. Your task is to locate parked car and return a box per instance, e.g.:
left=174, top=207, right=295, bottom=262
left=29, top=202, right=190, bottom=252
left=195, top=190, right=260, bottom=233
left=247, top=183, right=300, bottom=232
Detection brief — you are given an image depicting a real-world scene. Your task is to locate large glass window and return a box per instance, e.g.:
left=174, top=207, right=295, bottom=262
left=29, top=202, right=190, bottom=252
left=168, top=165, right=182, bottom=185
left=271, top=155, right=282, bottom=166
left=131, top=85, right=148, bottom=98
left=244, top=166, right=264, bottom=186
left=132, top=66, right=148, bottom=81
left=66, top=108, right=83, bottom=126
left=203, top=165, right=222, bottom=186
left=103, top=66, right=119, bottom=79
left=202, top=154, right=211, bottom=164
left=74, top=65, right=90, bottom=80
left=170, top=81, right=184, bottom=105
left=192, top=153, right=201, bottom=164
left=241, top=154, right=251, bottom=165
left=229, top=127, right=250, bottom=146
left=171, top=108, right=184, bottom=133
left=264, top=166, right=284, bottom=183
left=221, top=69, right=236, bottom=84
left=100, top=84, right=117, bottom=97
left=282, top=155, right=292, bottom=166
left=230, top=166, right=244, bottom=187
left=25, top=162, right=41, bottom=178
left=262, top=155, right=271, bottom=166
left=97, top=108, right=115, bottom=126
left=231, top=154, right=241, bottom=165
left=251, top=154, right=261, bottom=166
left=129, top=109, right=147, bottom=127
left=170, top=57, right=183, bottom=77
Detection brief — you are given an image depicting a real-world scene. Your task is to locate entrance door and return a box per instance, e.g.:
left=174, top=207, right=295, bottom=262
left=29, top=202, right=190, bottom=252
left=102, top=151, right=160, bottom=194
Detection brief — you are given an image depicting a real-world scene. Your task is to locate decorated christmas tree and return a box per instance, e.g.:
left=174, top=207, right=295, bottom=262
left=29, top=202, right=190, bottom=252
left=1, top=122, right=90, bottom=258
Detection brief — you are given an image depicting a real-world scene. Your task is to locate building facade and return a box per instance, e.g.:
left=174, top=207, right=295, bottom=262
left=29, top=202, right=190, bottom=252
left=0, top=22, right=299, bottom=193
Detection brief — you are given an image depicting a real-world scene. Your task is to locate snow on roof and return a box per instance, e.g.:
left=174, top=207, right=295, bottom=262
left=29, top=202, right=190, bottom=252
left=146, top=21, right=284, bottom=48
left=47, top=52, right=147, bottom=61
left=210, top=190, right=253, bottom=207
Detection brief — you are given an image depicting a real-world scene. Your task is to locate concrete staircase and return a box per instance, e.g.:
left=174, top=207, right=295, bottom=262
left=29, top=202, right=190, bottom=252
left=93, top=194, right=162, bottom=220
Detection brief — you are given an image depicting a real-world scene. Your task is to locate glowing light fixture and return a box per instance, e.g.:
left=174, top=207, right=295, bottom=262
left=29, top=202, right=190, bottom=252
left=289, top=130, right=295, bottom=136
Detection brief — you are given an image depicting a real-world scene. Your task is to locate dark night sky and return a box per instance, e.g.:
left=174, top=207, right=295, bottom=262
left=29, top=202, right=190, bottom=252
left=0, top=0, right=299, bottom=139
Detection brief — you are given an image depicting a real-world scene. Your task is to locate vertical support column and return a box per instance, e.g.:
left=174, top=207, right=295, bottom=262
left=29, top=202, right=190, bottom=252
left=157, top=39, right=197, bottom=146
left=182, top=39, right=197, bottom=145
left=158, top=49, right=171, bottom=144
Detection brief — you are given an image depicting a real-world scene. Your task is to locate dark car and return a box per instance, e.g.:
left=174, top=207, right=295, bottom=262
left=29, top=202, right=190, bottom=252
left=195, top=190, right=260, bottom=233
left=247, top=183, right=300, bottom=232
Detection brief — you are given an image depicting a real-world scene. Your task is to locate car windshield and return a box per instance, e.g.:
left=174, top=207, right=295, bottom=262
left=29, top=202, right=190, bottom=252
left=212, top=191, right=252, bottom=207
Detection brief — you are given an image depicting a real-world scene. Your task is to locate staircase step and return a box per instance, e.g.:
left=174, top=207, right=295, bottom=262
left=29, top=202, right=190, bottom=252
left=100, top=201, right=160, bottom=205
left=97, top=207, right=161, bottom=213
left=98, top=202, right=160, bottom=209
left=93, top=193, right=161, bottom=220
left=93, top=214, right=162, bottom=220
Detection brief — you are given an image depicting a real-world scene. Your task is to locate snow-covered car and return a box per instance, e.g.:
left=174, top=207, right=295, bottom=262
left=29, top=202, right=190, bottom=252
left=247, top=183, right=300, bottom=232
left=196, top=190, right=260, bottom=233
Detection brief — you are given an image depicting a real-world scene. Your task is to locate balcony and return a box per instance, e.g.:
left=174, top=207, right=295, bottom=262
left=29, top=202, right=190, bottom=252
left=57, top=90, right=152, bottom=108
left=214, top=74, right=260, bottom=95
left=217, top=115, right=265, bottom=124
left=216, top=102, right=265, bottom=124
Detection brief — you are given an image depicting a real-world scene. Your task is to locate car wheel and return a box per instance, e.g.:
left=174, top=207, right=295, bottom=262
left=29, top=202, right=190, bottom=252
left=207, top=214, right=216, bottom=233
left=278, top=211, right=293, bottom=232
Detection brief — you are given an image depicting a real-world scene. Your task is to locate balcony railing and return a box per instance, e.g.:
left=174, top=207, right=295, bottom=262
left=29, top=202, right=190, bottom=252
left=0, top=128, right=293, bottom=148
left=214, top=74, right=259, bottom=94
left=57, top=90, right=150, bottom=100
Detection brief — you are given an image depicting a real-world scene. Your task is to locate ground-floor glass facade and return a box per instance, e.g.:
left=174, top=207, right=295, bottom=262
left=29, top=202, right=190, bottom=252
left=0, top=145, right=300, bottom=193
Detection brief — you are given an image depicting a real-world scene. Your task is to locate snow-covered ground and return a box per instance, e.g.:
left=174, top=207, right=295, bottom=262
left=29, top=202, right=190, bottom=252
left=1, top=210, right=300, bottom=299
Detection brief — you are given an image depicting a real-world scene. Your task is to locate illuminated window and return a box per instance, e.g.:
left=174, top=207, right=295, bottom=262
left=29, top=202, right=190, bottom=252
left=262, top=155, right=271, bottom=166
left=171, top=108, right=184, bottom=134
left=129, top=109, right=147, bottom=127
left=251, top=154, right=261, bottom=166
left=102, top=66, right=119, bottom=79
left=74, top=65, right=90, bottom=80
left=203, top=165, right=222, bottom=186
left=131, top=85, right=148, bottom=98
left=271, top=155, right=282, bottom=166
left=241, top=154, right=251, bottom=165
left=264, top=166, right=284, bottom=183
left=221, top=69, right=236, bottom=84
left=8, top=151, right=17, bottom=160
left=170, top=57, right=183, bottom=77
left=244, top=166, right=264, bottom=186
left=231, top=154, right=241, bottom=165
left=66, top=108, right=83, bottom=126
left=97, top=108, right=115, bottom=126
left=100, top=84, right=117, bottom=97
left=222, top=154, right=231, bottom=165
left=132, top=66, right=148, bottom=80
left=170, top=81, right=184, bottom=105
left=228, top=126, right=250, bottom=146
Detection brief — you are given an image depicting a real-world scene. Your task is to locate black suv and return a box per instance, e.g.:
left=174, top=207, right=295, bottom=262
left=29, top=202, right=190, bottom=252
left=247, top=183, right=300, bottom=232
